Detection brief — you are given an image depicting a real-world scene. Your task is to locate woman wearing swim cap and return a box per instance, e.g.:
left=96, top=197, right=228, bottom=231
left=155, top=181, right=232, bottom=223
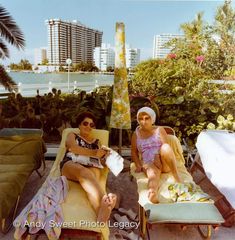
left=131, top=107, right=181, bottom=203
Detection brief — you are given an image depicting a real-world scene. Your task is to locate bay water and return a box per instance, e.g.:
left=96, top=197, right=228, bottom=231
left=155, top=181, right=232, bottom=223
left=1, top=72, right=114, bottom=96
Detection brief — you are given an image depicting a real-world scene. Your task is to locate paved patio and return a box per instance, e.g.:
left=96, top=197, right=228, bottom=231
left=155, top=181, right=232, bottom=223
left=0, top=158, right=234, bottom=240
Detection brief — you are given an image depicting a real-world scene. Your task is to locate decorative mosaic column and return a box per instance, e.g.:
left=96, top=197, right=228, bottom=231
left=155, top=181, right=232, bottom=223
left=110, top=22, right=131, bottom=130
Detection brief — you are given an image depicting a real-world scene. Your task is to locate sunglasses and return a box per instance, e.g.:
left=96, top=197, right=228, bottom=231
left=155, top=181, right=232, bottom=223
left=82, top=121, right=95, bottom=128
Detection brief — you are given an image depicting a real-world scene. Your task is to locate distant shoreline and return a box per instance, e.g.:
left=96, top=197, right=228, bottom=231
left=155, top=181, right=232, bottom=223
left=8, top=70, right=115, bottom=75
left=2, top=72, right=114, bottom=97
left=8, top=70, right=134, bottom=76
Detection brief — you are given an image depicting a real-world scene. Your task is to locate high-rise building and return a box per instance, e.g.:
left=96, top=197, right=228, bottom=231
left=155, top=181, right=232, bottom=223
left=45, top=19, right=102, bottom=65
left=153, top=34, right=183, bottom=59
left=126, top=45, right=140, bottom=70
left=34, top=47, right=47, bottom=65
left=93, top=43, right=140, bottom=71
left=93, top=43, right=115, bottom=71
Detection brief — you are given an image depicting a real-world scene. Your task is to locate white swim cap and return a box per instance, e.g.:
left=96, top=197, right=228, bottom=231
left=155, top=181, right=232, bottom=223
left=137, top=107, right=156, bottom=124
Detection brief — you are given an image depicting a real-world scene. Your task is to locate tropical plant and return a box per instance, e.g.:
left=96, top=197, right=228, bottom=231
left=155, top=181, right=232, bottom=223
left=106, top=66, right=114, bottom=72
left=41, top=58, right=48, bottom=65
left=0, top=5, right=25, bottom=91
left=131, top=1, right=235, bottom=144
left=9, top=59, right=32, bottom=70
left=73, top=62, right=99, bottom=72
left=207, top=114, right=235, bottom=131
left=212, top=0, right=235, bottom=77
left=0, top=5, right=25, bottom=59
left=0, top=65, right=17, bottom=92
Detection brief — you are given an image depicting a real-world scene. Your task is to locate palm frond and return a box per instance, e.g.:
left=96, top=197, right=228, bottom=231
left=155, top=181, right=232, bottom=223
left=0, top=64, right=17, bottom=92
left=0, top=39, right=9, bottom=58
left=0, top=5, right=25, bottom=49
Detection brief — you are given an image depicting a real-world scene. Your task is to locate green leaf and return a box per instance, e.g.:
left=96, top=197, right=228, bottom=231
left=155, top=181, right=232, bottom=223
left=207, top=123, right=216, bottom=130
left=217, top=115, right=225, bottom=124
left=175, top=96, right=184, bottom=104
left=227, top=114, right=233, bottom=121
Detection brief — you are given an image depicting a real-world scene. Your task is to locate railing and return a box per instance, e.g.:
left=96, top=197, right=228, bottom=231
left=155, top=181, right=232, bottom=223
left=209, top=80, right=235, bottom=85
left=0, top=80, right=101, bottom=97
left=208, top=79, right=235, bottom=94
left=0, top=79, right=234, bottom=98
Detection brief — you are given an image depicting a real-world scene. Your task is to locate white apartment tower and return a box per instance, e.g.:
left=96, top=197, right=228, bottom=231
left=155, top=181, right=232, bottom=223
left=94, top=44, right=140, bottom=71
left=34, top=47, right=47, bottom=65
left=45, top=19, right=102, bottom=65
left=93, top=44, right=115, bottom=71
left=126, top=46, right=140, bottom=70
left=153, top=34, right=182, bottom=59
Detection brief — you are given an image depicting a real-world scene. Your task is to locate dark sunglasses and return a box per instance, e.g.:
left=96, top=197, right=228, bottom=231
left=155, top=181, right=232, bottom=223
left=82, top=121, right=95, bottom=128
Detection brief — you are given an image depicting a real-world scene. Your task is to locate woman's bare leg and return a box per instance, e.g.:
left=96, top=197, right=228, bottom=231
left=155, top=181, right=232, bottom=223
left=160, top=143, right=181, bottom=182
left=89, top=167, right=101, bottom=180
left=62, top=162, right=104, bottom=211
left=97, top=193, right=117, bottom=223
left=62, top=161, right=116, bottom=222
left=143, top=163, right=161, bottom=203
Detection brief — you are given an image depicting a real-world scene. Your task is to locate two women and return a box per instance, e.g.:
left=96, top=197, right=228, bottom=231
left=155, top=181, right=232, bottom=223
left=61, top=107, right=181, bottom=224
left=131, top=107, right=181, bottom=203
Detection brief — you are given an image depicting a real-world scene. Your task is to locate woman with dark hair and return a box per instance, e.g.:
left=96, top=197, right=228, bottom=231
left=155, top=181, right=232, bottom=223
left=60, top=112, right=116, bottom=223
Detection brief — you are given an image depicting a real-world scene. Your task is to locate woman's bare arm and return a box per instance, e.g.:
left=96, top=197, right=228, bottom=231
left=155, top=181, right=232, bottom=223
left=66, top=132, right=106, bottom=158
left=131, top=132, right=142, bottom=172
left=158, top=127, right=168, bottom=144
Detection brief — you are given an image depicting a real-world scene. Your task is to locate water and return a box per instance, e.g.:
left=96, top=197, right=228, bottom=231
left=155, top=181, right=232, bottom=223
left=0, top=72, right=114, bottom=96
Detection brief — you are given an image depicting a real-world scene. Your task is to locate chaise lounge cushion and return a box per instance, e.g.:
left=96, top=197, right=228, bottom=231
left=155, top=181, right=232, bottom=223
left=131, top=134, right=224, bottom=224
left=0, top=131, right=46, bottom=221
left=49, top=128, right=110, bottom=240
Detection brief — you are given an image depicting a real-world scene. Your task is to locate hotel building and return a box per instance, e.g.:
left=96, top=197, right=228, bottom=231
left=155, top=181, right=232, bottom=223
left=94, top=44, right=140, bottom=71
left=45, top=19, right=102, bottom=65
left=126, top=45, right=140, bottom=70
left=93, top=43, right=115, bottom=71
left=153, top=34, right=183, bottom=59
left=34, top=47, right=47, bottom=65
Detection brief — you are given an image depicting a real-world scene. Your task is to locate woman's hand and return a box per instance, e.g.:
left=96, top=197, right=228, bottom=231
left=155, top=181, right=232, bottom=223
left=135, top=165, right=142, bottom=173
left=96, top=148, right=108, bottom=158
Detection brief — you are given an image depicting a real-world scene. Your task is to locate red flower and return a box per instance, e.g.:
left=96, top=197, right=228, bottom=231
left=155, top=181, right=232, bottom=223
left=196, top=55, right=205, bottom=63
left=167, top=53, right=177, bottom=59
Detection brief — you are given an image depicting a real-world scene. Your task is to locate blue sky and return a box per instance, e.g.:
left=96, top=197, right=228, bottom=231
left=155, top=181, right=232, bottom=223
left=0, top=0, right=233, bottom=64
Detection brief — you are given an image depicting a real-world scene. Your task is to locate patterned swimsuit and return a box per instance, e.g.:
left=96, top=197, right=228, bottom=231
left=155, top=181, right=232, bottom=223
left=60, top=134, right=99, bottom=170
left=136, top=127, right=162, bottom=164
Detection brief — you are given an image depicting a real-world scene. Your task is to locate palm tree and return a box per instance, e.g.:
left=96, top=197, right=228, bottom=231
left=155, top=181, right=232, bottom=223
left=180, top=12, right=204, bottom=41
left=0, top=65, right=17, bottom=92
left=0, top=4, right=25, bottom=91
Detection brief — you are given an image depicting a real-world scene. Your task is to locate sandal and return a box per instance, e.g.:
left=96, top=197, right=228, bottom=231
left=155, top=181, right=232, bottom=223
left=118, top=229, right=143, bottom=240
left=118, top=208, right=138, bottom=221
left=113, top=213, right=136, bottom=230
left=113, top=232, right=125, bottom=240
left=113, top=213, right=131, bottom=224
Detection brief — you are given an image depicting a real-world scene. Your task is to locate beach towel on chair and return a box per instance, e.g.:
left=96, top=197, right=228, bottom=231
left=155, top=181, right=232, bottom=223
left=14, top=176, right=68, bottom=240
left=196, top=130, right=235, bottom=208
left=131, top=133, right=223, bottom=226
left=49, top=128, right=110, bottom=240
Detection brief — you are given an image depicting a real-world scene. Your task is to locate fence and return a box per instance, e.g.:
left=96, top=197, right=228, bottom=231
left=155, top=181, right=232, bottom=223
left=0, top=80, right=101, bottom=97
left=0, top=79, right=234, bottom=98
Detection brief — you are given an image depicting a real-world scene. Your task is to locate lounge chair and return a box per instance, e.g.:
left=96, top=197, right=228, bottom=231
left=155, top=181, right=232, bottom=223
left=130, top=127, right=224, bottom=239
left=18, top=128, right=110, bottom=240
left=190, top=129, right=235, bottom=227
left=0, top=128, right=46, bottom=233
